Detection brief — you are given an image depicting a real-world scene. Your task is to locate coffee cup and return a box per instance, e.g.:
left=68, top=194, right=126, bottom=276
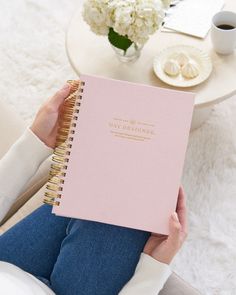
left=211, top=11, right=236, bottom=55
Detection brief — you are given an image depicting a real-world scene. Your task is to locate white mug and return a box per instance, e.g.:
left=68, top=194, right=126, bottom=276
left=211, top=11, right=236, bottom=55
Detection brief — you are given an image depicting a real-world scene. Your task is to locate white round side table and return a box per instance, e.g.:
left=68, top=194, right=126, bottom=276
left=66, top=1, right=236, bottom=130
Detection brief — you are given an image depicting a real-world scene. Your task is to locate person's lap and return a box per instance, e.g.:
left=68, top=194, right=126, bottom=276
left=0, top=204, right=150, bottom=295
left=0, top=204, right=69, bottom=279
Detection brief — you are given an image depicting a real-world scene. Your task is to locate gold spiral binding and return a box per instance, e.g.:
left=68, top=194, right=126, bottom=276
left=43, top=79, right=85, bottom=206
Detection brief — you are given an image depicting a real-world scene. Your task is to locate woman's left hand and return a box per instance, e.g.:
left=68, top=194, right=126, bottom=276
left=143, top=187, right=188, bottom=265
left=30, top=83, right=71, bottom=149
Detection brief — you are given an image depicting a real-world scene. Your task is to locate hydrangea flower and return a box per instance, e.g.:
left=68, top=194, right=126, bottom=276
left=82, top=0, right=170, bottom=48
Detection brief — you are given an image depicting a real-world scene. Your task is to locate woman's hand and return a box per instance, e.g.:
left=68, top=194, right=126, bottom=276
left=30, top=83, right=71, bottom=149
left=143, top=187, right=188, bottom=265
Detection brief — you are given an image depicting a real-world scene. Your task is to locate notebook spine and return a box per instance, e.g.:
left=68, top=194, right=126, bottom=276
left=43, top=79, right=85, bottom=206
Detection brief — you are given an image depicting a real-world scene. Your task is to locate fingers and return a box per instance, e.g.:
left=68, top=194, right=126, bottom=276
left=47, top=83, right=71, bottom=111
left=167, top=212, right=182, bottom=249
left=176, top=186, right=188, bottom=234
left=167, top=187, right=188, bottom=251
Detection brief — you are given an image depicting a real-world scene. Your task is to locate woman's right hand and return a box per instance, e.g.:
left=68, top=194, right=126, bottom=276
left=30, top=83, right=71, bottom=149
left=143, top=187, right=188, bottom=265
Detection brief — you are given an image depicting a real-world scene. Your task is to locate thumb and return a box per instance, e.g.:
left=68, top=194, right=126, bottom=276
left=50, top=83, right=71, bottom=110
left=167, top=212, right=182, bottom=249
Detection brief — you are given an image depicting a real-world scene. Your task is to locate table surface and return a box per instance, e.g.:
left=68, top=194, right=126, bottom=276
left=66, top=0, right=236, bottom=108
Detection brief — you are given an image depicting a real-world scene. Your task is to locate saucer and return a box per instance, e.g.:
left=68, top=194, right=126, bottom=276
left=153, top=45, right=213, bottom=87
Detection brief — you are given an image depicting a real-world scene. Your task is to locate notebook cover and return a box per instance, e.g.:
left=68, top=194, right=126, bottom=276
left=52, top=74, right=194, bottom=234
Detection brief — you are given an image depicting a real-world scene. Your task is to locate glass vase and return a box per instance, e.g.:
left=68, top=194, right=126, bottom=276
left=111, top=42, right=144, bottom=63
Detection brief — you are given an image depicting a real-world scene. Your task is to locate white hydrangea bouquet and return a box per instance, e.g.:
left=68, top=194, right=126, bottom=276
left=82, top=0, right=170, bottom=62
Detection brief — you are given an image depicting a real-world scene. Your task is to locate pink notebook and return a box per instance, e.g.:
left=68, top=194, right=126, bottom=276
left=51, top=74, right=195, bottom=234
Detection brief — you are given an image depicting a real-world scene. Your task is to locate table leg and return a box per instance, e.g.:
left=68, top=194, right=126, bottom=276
left=191, top=105, right=213, bottom=131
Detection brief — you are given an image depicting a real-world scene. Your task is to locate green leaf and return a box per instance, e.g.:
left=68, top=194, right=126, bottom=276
left=108, top=27, right=133, bottom=52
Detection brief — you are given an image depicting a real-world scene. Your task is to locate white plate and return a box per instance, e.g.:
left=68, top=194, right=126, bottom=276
left=153, top=45, right=213, bottom=88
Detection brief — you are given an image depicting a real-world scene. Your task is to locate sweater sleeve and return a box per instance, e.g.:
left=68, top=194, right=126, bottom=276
left=0, top=127, right=53, bottom=222
left=119, top=253, right=171, bottom=295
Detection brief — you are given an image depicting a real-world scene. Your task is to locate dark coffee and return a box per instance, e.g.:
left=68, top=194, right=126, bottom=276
left=217, top=24, right=235, bottom=30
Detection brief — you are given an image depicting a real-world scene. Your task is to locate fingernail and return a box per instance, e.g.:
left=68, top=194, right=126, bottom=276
left=172, top=212, right=179, bottom=222
left=62, top=83, right=70, bottom=91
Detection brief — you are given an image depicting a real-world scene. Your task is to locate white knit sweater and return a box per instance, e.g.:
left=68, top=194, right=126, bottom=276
left=0, top=127, right=171, bottom=294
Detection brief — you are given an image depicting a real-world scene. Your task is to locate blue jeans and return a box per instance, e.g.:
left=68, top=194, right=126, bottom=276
left=0, top=204, right=150, bottom=295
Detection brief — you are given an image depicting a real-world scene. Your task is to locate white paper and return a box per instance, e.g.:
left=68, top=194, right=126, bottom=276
left=163, top=0, right=225, bottom=38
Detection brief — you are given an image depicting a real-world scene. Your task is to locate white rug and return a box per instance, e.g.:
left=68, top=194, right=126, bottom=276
left=0, top=1, right=235, bottom=294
